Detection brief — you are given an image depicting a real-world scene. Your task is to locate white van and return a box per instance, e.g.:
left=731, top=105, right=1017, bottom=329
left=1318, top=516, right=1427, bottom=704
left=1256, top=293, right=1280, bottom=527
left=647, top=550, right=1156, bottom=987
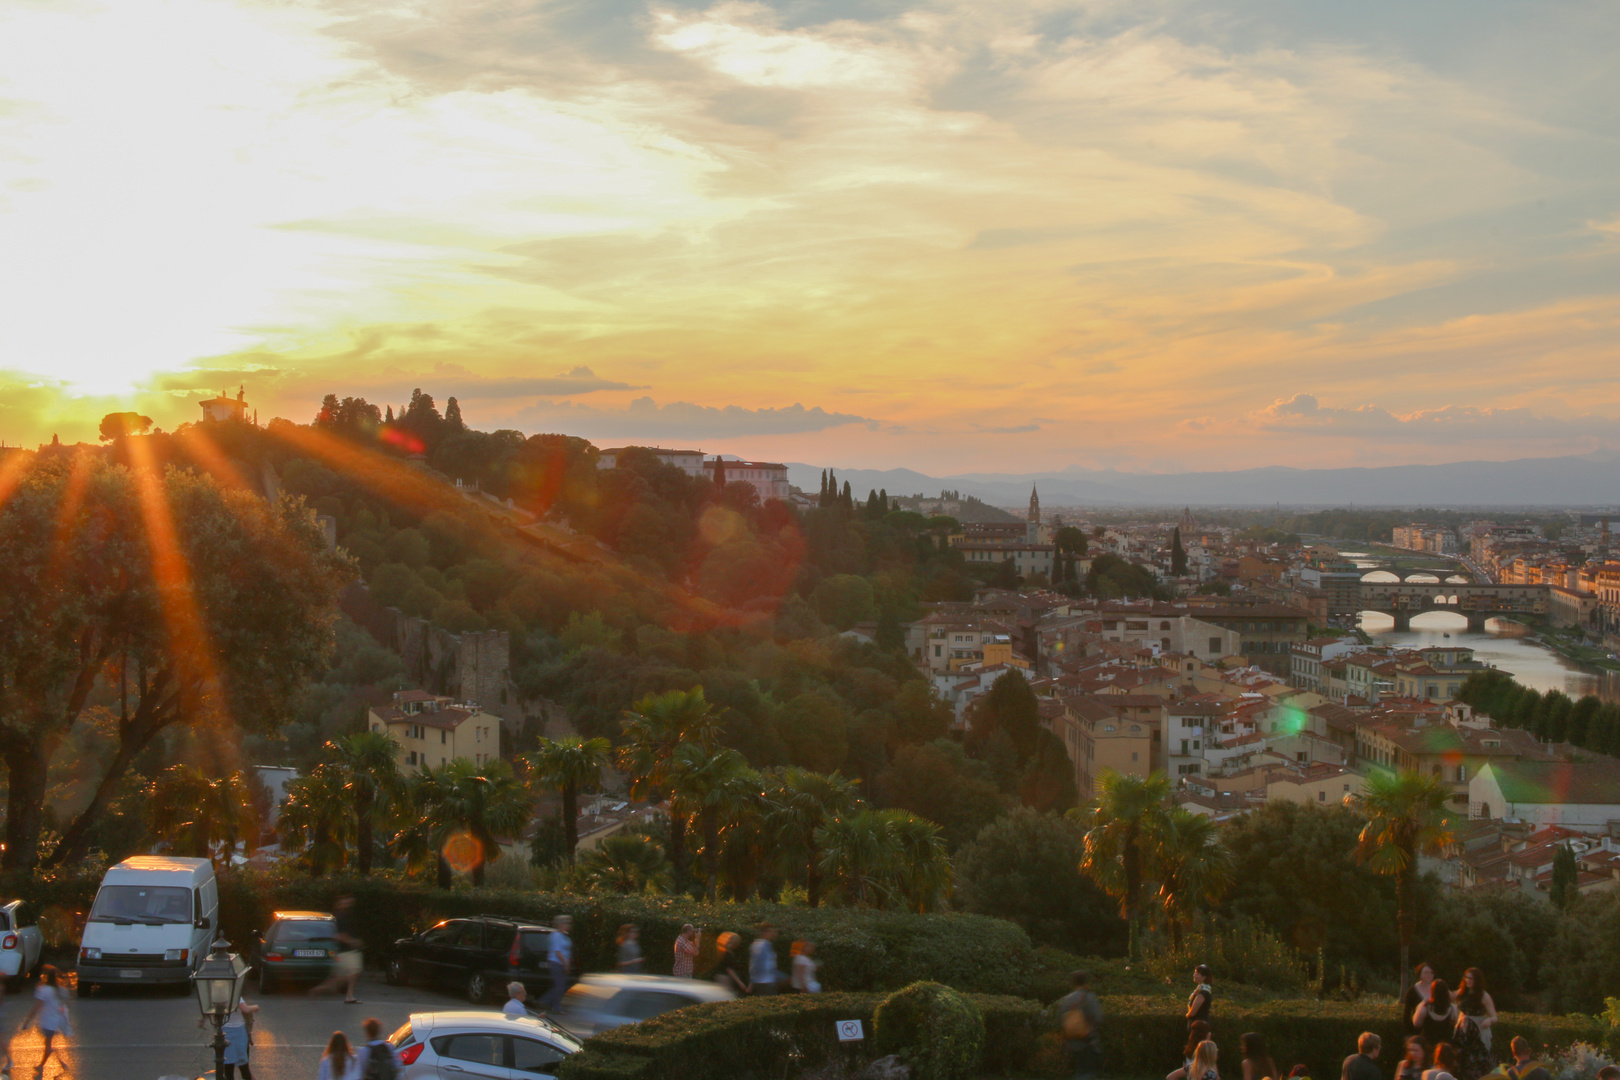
left=77, top=856, right=220, bottom=990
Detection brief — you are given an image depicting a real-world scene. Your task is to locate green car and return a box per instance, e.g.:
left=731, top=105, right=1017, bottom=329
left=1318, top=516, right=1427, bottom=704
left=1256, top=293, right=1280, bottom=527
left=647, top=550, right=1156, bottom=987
left=253, top=911, right=339, bottom=991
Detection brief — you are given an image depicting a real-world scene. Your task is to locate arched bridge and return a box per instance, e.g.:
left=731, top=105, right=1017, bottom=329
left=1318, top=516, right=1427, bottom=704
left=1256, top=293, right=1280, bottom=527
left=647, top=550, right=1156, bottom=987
left=1357, top=581, right=1548, bottom=632
left=1358, top=566, right=1473, bottom=583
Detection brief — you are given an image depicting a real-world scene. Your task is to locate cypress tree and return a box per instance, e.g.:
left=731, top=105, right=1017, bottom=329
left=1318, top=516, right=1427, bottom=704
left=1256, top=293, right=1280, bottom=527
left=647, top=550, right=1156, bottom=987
left=820, top=469, right=829, bottom=507
left=385, top=405, right=394, bottom=423
left=879, top=488, right=888, bottom=513
left=840, top=481, right=853, bottom=511
left=1550, top=845, right=1578, bottom=910
left=1171, top=527, right=1188, bottom=576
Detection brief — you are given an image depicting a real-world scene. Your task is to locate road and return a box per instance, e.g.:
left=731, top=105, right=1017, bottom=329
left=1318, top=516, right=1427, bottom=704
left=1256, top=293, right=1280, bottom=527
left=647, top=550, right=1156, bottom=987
left=4, top=973, right=475, bottom=1079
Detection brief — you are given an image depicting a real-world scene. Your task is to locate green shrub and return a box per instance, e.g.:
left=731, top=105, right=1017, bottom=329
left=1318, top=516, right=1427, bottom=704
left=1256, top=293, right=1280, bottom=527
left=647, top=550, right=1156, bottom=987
left=1143, top=920, right=1311, bottom=994
left=873, top=982, right=985, bottom=1080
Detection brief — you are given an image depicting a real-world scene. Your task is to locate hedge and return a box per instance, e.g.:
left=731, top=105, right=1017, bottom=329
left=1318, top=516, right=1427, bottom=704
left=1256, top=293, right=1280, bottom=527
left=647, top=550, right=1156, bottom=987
left=11, top=870, right=1037, bottom=996
left=555, top=991, right=1607, bottom=1080
left=555, top=991, right=1045, bottom=1080
left=872, top=982, right=986, bottom=1080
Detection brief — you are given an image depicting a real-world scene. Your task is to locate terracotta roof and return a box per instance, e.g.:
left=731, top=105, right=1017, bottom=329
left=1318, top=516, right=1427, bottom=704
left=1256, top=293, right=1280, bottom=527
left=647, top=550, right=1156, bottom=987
left=375, top=705, right=478, bottom=731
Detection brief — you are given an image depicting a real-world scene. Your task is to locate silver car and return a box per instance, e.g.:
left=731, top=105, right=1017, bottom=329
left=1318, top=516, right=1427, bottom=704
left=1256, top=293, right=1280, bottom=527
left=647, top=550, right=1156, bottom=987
left=388, top=1010, right=583, bottom=1079
left=547, top=973, right=736, bottom=1039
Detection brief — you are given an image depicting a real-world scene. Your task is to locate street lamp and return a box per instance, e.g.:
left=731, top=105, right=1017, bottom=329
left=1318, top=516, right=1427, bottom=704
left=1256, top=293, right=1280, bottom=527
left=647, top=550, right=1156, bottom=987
left=191, top=937, right=249, bottom=1080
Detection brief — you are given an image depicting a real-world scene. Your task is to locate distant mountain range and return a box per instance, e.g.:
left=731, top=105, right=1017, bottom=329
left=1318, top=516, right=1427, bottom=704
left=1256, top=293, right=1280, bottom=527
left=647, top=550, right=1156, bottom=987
left=787, top=453, right=1620, bottom=509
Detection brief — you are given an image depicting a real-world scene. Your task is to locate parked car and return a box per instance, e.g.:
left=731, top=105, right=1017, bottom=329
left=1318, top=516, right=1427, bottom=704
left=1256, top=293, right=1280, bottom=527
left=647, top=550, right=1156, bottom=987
left=0, top=900, right=43, bottom=987
left=547, top=974, right=735, bottom=1038
left=253, top=910, right=338, bottom=991
left=77, top=855, right=220, bottom=991
left=385, top=916, right=554, bottom=1003
left=388, top=1010, right=581, bottom=1079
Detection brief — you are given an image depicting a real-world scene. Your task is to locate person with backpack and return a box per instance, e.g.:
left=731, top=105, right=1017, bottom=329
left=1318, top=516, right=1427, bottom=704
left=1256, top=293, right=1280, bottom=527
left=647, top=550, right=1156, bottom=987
left=356, top=1017, right=399, bottom=1080
left=1503, top=1038, right=1551, bottom=1080
left=1058, top=970, right=1103, bottom=1080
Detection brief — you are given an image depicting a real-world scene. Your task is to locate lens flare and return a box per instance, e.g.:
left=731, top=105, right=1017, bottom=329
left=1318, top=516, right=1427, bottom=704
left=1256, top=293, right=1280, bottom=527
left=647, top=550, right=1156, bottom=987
left=441, top=829, right=483, bottom=876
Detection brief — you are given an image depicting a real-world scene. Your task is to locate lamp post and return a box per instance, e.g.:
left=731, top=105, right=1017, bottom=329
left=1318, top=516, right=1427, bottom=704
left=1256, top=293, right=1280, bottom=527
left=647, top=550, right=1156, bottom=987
left=191, top=937, right=249, bottom=1080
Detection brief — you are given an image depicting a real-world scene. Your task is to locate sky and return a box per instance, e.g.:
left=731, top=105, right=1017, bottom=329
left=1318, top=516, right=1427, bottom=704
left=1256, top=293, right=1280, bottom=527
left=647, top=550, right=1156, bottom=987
left=2, top=0, right=1617, bottom=474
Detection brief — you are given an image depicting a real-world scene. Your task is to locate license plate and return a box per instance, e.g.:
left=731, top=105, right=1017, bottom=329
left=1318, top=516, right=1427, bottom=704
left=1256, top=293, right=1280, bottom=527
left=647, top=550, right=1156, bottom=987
left=119, top=969, right=142, bottom=979
left=293, top=950, right=326, bottom=958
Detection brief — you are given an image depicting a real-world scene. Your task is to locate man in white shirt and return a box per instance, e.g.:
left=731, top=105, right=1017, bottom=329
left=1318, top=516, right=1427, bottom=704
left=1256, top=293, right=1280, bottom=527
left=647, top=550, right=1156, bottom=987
left=538, top=915, right=573, bottom=1013
left=504, top=981, right=533, bottom=1020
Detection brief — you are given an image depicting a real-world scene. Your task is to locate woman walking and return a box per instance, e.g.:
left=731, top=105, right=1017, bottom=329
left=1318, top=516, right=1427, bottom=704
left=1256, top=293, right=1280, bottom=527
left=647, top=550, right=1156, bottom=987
left=1240, top=1033, right=1277, bottom=1080
left=712, top=932, right=749, bottom=995
left=1451, top=971, right=1494, bottom=1080
left=20, top=965, right=71, bottom=1078
left=318, top=1031, right=358, bottom=1080
left=789, top=941, right=820, bottom=994
left=1412, top=981, right=1457, bottom=1053
left=616, top=925, right=643, bottom=974
left=220, top=997, right=259, bottom=1080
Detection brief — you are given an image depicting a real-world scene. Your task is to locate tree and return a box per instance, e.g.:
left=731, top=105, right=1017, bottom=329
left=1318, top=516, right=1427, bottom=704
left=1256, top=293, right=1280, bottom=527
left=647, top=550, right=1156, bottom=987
left=145, top=765, right=258, bottom=859
left=669, top=742, right=754, bottom=902
left=0, top=456, right=350, bottom=871
left=1153, top=808, right=1232, bottom=948
left=277, top=764, right=354, bottom=876
left=578, top=832, right=672, bottom=895
left=955, top=807, right=1126, bottom=954
left=1355, top=770, right=1455, bottom=986
left=392, top=759, right=530, bottom=886
left=877, top=741, right=1006, bottom=849
left=327, top=730, right=403, bottom=874
left=766, top=767, right=860, bottom=907
left=1170, top=528, right=1188, bottom=576
left=1018, top=729, right=1078, bottom=812
left=527, top=735, right=612, bottom=863
left=970, top=668, right=1040, bottom=760
left=1073, top=768, right=1172, bottom=957
left=618, top=688, right=722, bottom=887
left=99, top=412, right=154, bottom=441
left=891, top=682, right=952, bottom=747
left=776, top=689, right=850, bottom=773
left=1549, top=844, right=1578, bottom=911
left=1055, top=526, right=1088, bottom=557
left=815, top=808, right=949, bottom=911
left=444, top=396, right=466, bottom=435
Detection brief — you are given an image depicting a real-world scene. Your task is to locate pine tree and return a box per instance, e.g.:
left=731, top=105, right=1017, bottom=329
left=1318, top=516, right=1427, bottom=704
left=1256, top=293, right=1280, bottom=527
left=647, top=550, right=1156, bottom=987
left=444, top=396, right=465, bottom=435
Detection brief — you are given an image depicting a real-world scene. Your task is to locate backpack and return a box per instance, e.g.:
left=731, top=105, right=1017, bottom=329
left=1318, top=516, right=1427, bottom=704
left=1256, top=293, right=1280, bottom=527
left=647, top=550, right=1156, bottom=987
left=362, top=1042, right=399, bottom=1080
left=1062, top=994, right=1094, bottom=1040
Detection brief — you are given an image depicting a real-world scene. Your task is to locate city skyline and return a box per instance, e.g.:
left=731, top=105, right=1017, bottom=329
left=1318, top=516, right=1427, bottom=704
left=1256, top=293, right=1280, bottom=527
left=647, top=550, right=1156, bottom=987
left=3, top=0, right=1617, bottom=472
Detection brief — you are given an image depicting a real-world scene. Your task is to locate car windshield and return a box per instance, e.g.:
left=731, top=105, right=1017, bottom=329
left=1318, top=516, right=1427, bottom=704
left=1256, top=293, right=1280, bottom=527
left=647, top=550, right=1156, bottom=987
left=272, top=920, right=337, bottom=943
left=88, top=885, right=192, bottom=924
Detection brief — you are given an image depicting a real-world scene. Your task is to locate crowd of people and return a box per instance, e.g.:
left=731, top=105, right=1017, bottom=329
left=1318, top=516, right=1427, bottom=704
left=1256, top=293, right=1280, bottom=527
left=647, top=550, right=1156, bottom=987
left=1051, top=963, right=1620, bottom=1080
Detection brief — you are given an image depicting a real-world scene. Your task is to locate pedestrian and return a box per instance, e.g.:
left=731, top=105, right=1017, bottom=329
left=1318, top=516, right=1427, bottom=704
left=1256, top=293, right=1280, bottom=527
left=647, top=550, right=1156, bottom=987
left=1396, top=1038, right=1429, bottom=1080
left=1422, top=1044, right=1459, bottom=1080
left=1412, top=980, right=1457, bottom=1052
left=1058, top=970, right=1104, bottom=1080
left=1503, top=1038, right=1552, bottom=1080
left=1403, top=963, right=1438, bottom=1036
left=319, top=1030, right=358, bottom=1080
left=537, top=915, right=574, bottom=1013
left=356, top=1017, right=400, bottom=1080
left=748, top=924, right=780, bottom=996
left=789, top=941, right=820, bottom=994
left=503, top=982, right=532, bottom=1020
left=1187, top=965, right=1213, bottom=1030
left=1166, top=1021, right=1212, bottom=1080
left=713, top=932, right=749, bottom=995
left=616, top=925, right=643, bottom=974
left=215, top=996, right=259, bottom=1080
left=1342, top=1032, right=1382, bottom=1080
left=1456, top=969, right=1497, bottom=1052
left=20, top=965, right=71, bottom=1077
left=1191, top=1040, right=1220, bottom=1080
left=673, top=925, right=700, bottom=979
left=311, top=895, right=364, bottom=1004
left=1241, top=1032, right=1278, bottom=1080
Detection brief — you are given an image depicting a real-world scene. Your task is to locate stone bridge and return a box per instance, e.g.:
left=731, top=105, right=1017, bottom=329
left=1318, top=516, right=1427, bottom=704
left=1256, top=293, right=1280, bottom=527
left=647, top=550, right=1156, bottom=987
left=1358, top=566, right=1472, bottom=583
left=1357, top=581, right=1549, bottom=632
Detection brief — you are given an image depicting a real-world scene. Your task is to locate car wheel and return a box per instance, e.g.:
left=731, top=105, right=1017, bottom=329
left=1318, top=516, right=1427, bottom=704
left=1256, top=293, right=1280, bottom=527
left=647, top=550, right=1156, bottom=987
left=386, top=957, right=407, bottom=986
left=467, top=971, right=489, bottom=1003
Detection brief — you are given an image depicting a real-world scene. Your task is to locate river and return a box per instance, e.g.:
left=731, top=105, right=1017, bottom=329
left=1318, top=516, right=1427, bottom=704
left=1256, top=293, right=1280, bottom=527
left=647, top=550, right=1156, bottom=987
left=1339, top=552, right=1620, bottom=703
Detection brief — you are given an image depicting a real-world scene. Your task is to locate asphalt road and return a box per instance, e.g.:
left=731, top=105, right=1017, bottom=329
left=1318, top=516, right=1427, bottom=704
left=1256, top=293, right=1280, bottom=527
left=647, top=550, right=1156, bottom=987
left=4, top=973, right=474, bottom=1080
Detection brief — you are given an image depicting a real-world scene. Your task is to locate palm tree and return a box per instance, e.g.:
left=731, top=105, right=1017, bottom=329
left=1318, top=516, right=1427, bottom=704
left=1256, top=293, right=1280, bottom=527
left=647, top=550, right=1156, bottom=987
left=883, top=810, right=952, bottom=913
left=1071, top=768, right=1172, bottom=958
left=815, top=808, right=902, bottom=908
left=526, top=735, right=612, bottom=864
left=766, top=767, right=861, bottom=907
left=669, top=741, right=753, bottom=902
left=392, top=760, right=531, bottom=887
left=277, top=764, right=354, bottom=877
left=329, top=731, right=403, bottom=874
left=619, top=688, right=721, bottom=886
left=578, top=831, right=672, bottom=895
left=1153, top=808, right=1233, bottom=949
left=1355, top=770, right=1455, bottom=984
left=146, top=765, right=258, bottom=861
left=717, top=776, right=771, bottom=902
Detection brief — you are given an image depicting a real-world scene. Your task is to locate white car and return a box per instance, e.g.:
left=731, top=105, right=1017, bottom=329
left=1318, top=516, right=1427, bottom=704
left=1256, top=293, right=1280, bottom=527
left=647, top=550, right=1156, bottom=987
left=0, top=900, right=43, bottom=985
left=388, top=1011, right=582, bottom=1079
left=547, top=974, right=735, bottom=1039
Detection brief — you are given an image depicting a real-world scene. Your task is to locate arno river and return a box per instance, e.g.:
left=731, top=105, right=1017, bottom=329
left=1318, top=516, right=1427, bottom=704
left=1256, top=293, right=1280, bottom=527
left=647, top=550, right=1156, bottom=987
left=1341, top=553, right=1620, bottom=704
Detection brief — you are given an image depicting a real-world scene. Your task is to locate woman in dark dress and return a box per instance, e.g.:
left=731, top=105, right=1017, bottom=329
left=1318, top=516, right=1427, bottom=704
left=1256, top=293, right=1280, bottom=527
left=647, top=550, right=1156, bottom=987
left=1450, top=972, right=1495, bottom=1080
left=1402, top=963, right=1438, bottom=1036
left=1412, top=980, right=1458, bottom=1054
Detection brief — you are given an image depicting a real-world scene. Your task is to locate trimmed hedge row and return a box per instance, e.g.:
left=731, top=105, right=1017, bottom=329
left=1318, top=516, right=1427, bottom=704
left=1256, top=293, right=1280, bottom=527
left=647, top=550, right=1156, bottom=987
left=554, top=991, right=1045, bottom=1080
left=11, top=870, right=1038, bottom=996
left=555, top=992, right=1608, bottom=1080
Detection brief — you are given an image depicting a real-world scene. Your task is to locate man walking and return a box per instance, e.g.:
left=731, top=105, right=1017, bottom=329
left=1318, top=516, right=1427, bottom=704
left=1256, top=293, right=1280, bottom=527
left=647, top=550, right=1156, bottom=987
left=1058, top=970, right=1103, bottom=1080
left=673, top=925, right=700, bottom=979
left=538, top=915, right=573, bottom=1013
left=748, top=924, right=780, bottom=996
left=312, top=895, right=364, bottom=1004
left=1342, top=1032, right=1382, bottom=1080
left=1186, top=965, right=1212, bottom=1030
left=357, top=1017, right=400, bottom=1079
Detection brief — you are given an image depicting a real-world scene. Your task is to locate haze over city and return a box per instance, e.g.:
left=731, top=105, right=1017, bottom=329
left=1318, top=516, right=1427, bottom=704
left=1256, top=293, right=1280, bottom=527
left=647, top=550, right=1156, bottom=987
left=3, top=0, right=1618, bottom=473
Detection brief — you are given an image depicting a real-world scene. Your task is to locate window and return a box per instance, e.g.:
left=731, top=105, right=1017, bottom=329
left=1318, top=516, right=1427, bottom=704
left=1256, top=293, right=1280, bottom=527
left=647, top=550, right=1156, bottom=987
left=421, top=922, right=461, bottom=946
left=1180, top=740, right=1189, bottom=755
left=441, top=730, right=447, bottom=744
left=615, top=990, right=694, bottom=1021
left=1317, top=791, right=1326, bottom=802
left=432, top=1033, right=505, bottom=1066
left=1131, top=752, right=1139, bottom=762
left=1160, top=621, right=1171, bottom=631
left=1457, top=765, right=1468, bottom=782
left=513, top=1038, right=568, bottom=1074
left=407, top=751, right=418, bottom=766
left=934, top=645, right=942, bottom=658
left=1209, top=638, right=1222, bottom=654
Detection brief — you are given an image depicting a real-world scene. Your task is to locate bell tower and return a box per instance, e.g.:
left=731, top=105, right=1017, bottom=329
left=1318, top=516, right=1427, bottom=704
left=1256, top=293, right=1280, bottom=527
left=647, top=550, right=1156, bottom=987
left=1027, top=484, right=1041, bottom=544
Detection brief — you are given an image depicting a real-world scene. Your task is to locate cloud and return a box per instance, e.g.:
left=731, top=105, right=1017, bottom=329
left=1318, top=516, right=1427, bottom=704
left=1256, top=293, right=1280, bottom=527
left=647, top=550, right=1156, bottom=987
left=1254, top=393, right=1620, bottom=442
left=501, top=396, right=873, bottom=439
